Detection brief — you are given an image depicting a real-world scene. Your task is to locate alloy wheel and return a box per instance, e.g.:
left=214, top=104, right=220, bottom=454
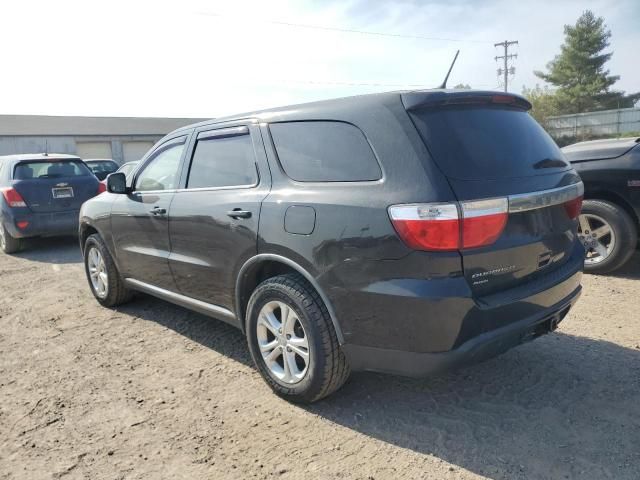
left=578, top=213, right=616, bottom=266
left=256, top=300, right=310, bottom=384
left=87, top=247, right=109, bottom=298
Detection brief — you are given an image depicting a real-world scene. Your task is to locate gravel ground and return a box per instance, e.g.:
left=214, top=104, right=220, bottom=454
left=0, top=237, right=638, bottom=480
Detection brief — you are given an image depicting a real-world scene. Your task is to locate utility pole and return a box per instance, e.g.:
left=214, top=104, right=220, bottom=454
left=494, top=40, right=518, bottom=92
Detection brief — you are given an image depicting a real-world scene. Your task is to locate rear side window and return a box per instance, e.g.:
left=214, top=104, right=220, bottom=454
left=410, top=107, right=569, bottom=180
left=13, top=160, right=91, bottom=179
left=269, top=121, right=382, bottom=182
left=187, top=132, right=257, bottom=189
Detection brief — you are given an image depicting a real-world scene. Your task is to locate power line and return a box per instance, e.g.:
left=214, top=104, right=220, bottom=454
left=196, top=12, right=491, bottom=44
left=494, top=40, right=518, bottom=92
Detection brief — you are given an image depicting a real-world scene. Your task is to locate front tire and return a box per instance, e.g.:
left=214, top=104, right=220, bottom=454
left=246, top=274, right=350, bottom=403
left=83, top=233, right=133, bottom=307
left=578, top=200, right=637, bottom=274
left=0, top=222, right=22, bottom=254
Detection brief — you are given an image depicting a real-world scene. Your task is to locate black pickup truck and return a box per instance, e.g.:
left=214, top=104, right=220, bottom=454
left=562, top=137, right=640, bottom=273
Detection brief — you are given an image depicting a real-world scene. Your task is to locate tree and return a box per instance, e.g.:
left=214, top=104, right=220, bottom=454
left=453, top=83, right=471, bottom=89
left=521, top=85, right=560, bottom=128
left=535, top=10, right=639, bottom=113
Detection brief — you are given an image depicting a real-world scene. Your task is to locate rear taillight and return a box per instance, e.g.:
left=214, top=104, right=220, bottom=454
left=460, top=198, right=508, bottom=249
left=388, top=204, right=459, bottom=251
left=564, top=195, right=583, bottom=219
left=389, top=198, right=509, bottom=251
left=1, top=187, right=27, bottom=208
left=97, top=182, right=107, bottom=194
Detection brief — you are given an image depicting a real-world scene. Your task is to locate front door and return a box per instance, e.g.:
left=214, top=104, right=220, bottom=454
left=111, top=135, right=188, bottom=291
left=168, top=124, right=270, bottom=312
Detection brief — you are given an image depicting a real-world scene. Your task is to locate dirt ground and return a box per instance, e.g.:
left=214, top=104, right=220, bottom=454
left=0, top=237, right=638, bottom=480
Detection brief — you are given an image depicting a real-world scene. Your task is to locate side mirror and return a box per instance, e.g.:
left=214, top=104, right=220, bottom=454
left=107, top=172, right=128, bottom=194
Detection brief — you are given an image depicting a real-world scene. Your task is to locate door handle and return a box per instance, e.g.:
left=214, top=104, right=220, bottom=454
left=150, top=206, right=167, bottom=216
left=227, top=209, right=252, bottom=219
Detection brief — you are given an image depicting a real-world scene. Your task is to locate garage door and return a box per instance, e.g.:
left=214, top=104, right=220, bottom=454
left=123, top=141, right=154, bottom=162
left=76, top=141, right=112, bottom=160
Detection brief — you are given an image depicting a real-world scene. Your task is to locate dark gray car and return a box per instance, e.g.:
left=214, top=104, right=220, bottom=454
left=79, top=90, right=584, bottom=402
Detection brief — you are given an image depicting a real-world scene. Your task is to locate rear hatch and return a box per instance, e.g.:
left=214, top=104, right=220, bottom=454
left=11, top=158, right=100, bottom=213
left=403, top=91, right=583, bottom=296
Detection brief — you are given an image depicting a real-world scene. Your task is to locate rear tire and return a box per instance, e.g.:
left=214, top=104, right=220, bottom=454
left=83, top=233, right=133, bottom=307
left=0, top=222, right=22, bottom=254
left=246, top=273, right=350, bottom=403
left=578, top=200, right=637, bottom=274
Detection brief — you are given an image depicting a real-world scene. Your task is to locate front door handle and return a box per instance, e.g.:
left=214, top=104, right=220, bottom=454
left=150, top=206, right=167, bottom=216
left=227, top=209, right=252, bottom=219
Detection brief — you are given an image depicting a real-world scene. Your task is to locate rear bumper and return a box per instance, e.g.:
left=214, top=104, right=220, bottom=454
left=2, top=209, right=79, bottom=238
left=339, top=243, right=584, bottom=377
left=342, top=284, right=581, bottom=377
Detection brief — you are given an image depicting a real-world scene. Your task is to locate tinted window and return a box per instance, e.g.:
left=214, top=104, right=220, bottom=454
left=87, top=160, right=118, bottom=174
left=13, top=160, right=91, bottom=179
left=410, top=107, right=569, bottom=180
left=187, top=133, right=257, bottom=189
left=136, top=142, right=185, bottom=191
left=269, top=121, right=382, bottom=182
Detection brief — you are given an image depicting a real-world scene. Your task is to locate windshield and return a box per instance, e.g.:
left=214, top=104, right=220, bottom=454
left=410, top=106, right=570, bottom=180
left=13, top=160, right=92, bottom=179
left=87, top=161, right=118, bottom=173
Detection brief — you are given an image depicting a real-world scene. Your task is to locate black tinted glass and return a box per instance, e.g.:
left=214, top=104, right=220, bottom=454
left=187, top=134, right=257, bottom=189
left=270, top=121, right=382, bottom=182
left=14, top=160, right=91, bottom=179
left=410, top=107, right=569, bottom=180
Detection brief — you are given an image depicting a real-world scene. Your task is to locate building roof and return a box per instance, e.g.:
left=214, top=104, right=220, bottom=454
left=0, top=115, right=208, bottom=136
left=562, top=137, right=640, bottom=162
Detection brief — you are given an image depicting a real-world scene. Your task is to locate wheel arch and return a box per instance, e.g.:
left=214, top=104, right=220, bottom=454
left=235, top=254, right=345, bottom=344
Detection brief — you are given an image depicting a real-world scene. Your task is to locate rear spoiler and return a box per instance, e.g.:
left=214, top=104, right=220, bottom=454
left=401, top=90, right=532, bottom=111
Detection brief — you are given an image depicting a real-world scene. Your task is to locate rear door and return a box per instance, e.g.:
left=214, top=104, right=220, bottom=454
left=111, top=135, right=188, bottom=291
left=168, top=123, right=270, bottom=312
left=11, top=159, right=99, bottom=212
left=408, top=100, right=583, bottom=296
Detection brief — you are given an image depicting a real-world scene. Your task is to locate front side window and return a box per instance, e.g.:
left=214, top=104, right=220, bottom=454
left=187, top=132, right=257, bottom=189
left=135, top=141, right=185, bottom=192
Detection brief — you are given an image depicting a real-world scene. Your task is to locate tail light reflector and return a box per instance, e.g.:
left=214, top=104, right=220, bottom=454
left=97, top=182, right=107, bottom=194
left=16, top=221, right=29, bottom=229
left=563, top=195, right=583, bottom=219
left=1, top=187, right=27, bottom=208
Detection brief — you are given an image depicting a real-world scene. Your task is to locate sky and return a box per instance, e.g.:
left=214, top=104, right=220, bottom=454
left=0, top=0, right=637, bottom=118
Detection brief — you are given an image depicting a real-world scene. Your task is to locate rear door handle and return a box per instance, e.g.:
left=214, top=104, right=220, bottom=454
left=227, top=209, right=252, bottom=219
left=150, top=206, right=167, bottom=216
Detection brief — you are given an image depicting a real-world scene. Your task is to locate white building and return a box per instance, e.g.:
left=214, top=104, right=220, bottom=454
left=0, top=115, right=206, bottom=164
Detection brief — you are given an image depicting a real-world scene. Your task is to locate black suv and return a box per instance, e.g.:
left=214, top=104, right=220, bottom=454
left=562, top=137, right=640, bottom=273
left=80, top=90, right=584, bottom=402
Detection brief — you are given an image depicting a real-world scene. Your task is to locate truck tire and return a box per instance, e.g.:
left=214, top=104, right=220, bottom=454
left=246, top=273, right=350, bottom=403
left=578, top=199, right=637, bottom=274
left=83, top=233, right=133, bottom=307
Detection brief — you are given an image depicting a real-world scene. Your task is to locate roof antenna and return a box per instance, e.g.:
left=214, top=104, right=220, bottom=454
left=438, top=50, right=460, bottom=89
left=44, top=139, right=49, bottom=156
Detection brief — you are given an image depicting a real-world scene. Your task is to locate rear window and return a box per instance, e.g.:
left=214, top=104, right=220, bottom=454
left=13, top=160, right=92, bottom=179
left=270, top=121, right=382, bottom=182
left=410, top=107, right=569, bottom=180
